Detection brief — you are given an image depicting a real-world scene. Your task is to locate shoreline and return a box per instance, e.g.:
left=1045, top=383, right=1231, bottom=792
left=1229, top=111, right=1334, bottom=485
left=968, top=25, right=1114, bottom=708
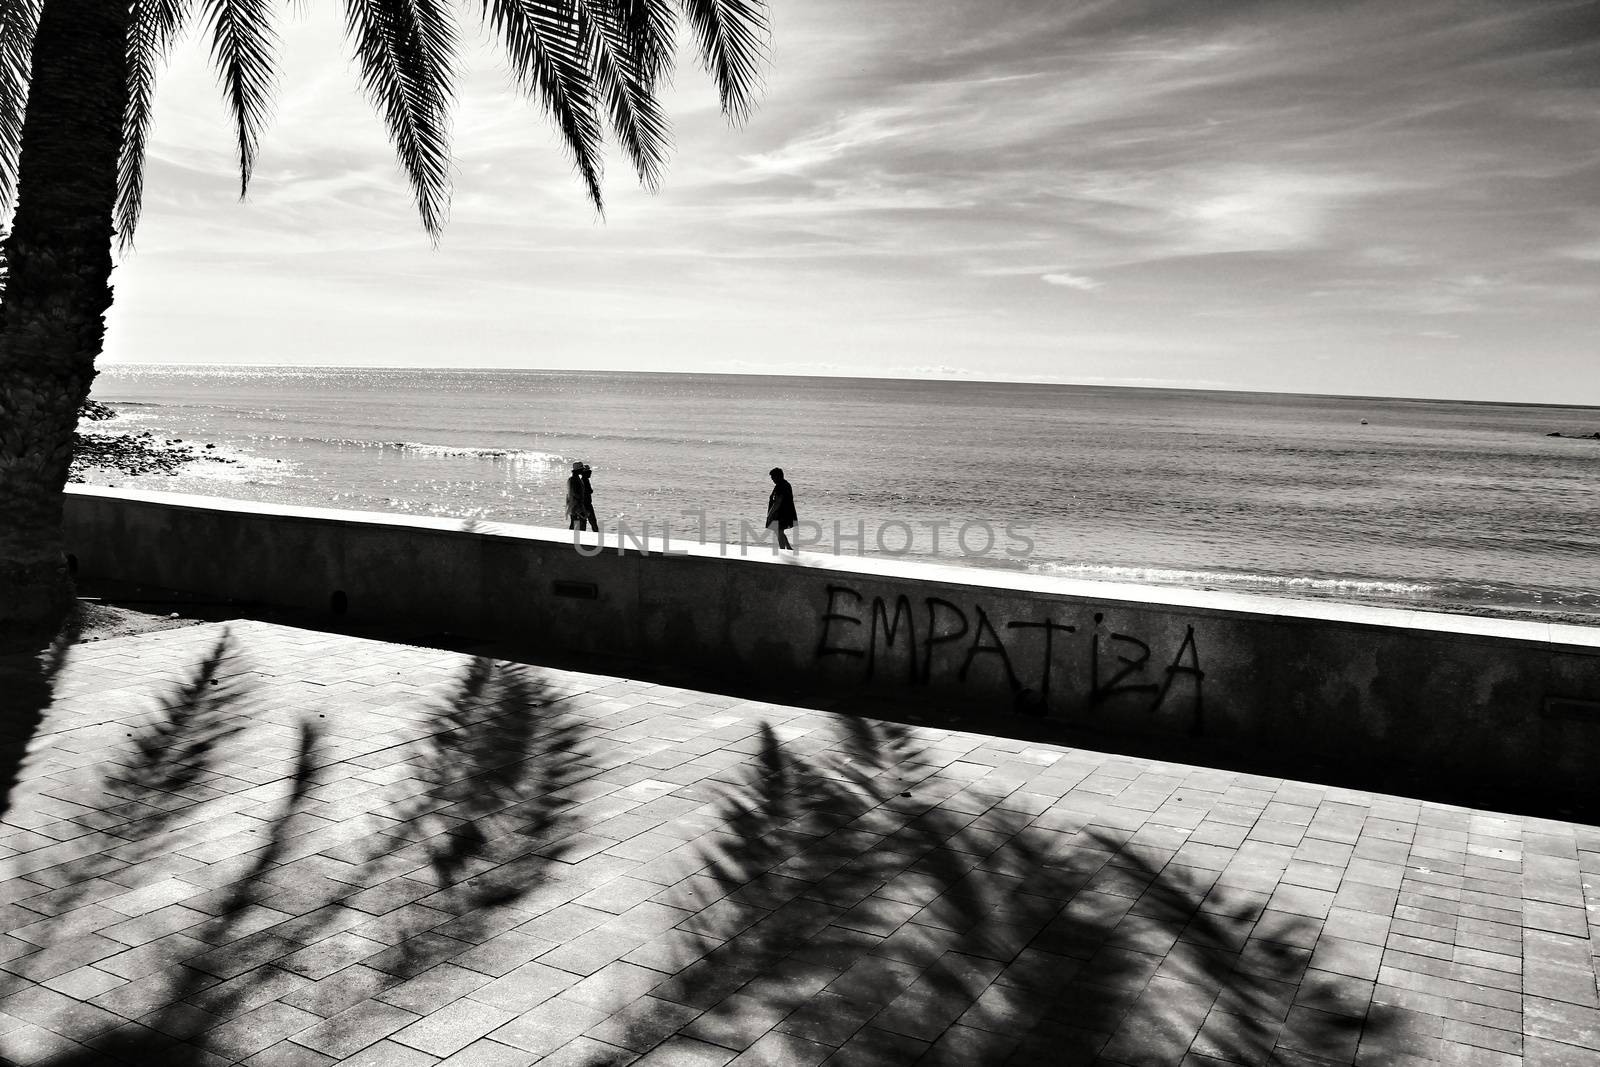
left=1286, top=591, right=1600, bottom=630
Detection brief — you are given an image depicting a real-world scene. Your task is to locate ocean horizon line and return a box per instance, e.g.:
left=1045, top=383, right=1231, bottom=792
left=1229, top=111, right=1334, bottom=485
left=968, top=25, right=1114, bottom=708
left=95, top=361, right=1600, bottom=413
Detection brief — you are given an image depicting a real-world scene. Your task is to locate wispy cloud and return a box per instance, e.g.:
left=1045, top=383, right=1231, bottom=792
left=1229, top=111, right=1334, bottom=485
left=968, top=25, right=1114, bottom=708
left=1042, top=272, right=1103, bottom=291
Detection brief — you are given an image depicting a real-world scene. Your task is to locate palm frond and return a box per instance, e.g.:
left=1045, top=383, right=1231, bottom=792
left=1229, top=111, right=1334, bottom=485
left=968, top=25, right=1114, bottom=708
left=196, top=0, right=279, bottom=197
left=575, top=0, right=671, bottom=191
left=119, top=0, right=195, bottom=248
left=679, top=0, right=768, bottom=123
left=482, top=0, right=604, bottom=210
left=612, top=0, right=674, bottom=91
left=0, top=0, right=41, bottom=215
left=344, top=0, right=458, bottom=239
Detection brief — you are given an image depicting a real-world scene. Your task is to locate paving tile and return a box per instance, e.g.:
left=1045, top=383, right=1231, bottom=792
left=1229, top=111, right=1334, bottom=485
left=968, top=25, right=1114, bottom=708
left=371, top=963, right=493, bottom=1016
left=1525, top=961, right=1600, bottom=1009
left=773, top=991, right=877, bottom=1047
left=481, top=995, right=611, bottom=1057
left=1309, top=935, right=1385, bottom=983
left=0, top=983, right=129, bottom=1043
left=916, top=1022, right=1018, bottom=1067
left=1524, top=903, right=1590, bottom=939
left=536, top=928, right=650, bottom=978
left=41, top=966, right=126, bottom=1001
left=280, top=932, right=393, bottom=980
left=447, top=932, right=557, bottom=978
left=434, top=1037, right=541, bottom=1065
left=280, top=964, right=397, bottom=1018
left=870, top=963, right=1000, bottom=1042
left=188, top=964, right=314, bottom=1023
left=585, top=994, right=703, bottom=1053
left=351, top=906, right=457, bottom=948
left=519, top=904, right=615, bottom=944
left=728, top=1030, right=832, bottom=1067
left=466, top=960, right=581, bottom=1014
left=243, top=1039, right=340, bottom=1066
left=326, top=1038, right=441, bottom=1067
left=366, top=932, right=474, bottom=979
left=187, top=932, right=300, bottom=980
left=541, top=1036, right=644, bottom=1065
left=391, top=997, right=517, bottom=1057
left=1526, top=1034, right=1600, bottom=1066
left=682, top=992, right=791, bottom=1052
left=0, top=1019, right=94, bottom=1065
left=818, top=1024, right=928, bottom=1067
left=1277, top=1003, right=1363, bottom=1062
left=564, top=962, right=675, bottom=1012
left=283, top=997, right=420, bottom=1059
left=631, top=1035, right=738, bottom=1066
left=1524, top=996, right=1600, bottom=1052
left=196, top=1000, right=323, bottom=1061
left=1266, top=883, right=1338, bottom=921
left=1193, top=1007, right=1281, bottom=1063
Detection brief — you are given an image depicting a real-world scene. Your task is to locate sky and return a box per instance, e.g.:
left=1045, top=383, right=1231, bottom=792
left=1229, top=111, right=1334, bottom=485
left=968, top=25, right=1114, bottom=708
left=82, top=0, right=1600, bottom=403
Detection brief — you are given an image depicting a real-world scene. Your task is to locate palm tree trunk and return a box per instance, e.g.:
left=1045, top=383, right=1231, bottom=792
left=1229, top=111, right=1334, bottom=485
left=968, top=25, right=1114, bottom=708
left=0, top=0, right=128, bottom=649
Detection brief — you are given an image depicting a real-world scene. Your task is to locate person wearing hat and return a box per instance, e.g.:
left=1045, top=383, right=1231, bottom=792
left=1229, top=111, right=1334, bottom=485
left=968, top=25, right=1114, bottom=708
left=567, top=462, right=598, bottom=532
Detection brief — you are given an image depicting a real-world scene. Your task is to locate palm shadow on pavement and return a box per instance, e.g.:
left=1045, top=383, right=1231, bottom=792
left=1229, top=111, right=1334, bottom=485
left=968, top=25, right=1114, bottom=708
left=3, top=629, right=1405, bottom=1066
left=0, top=628, right=321, bottom=1064
left=5, top=643, right=589, bottom=1066
left=0, top=609, right=83, bottom=832
left=658, top=714, right=1392, bottom=1065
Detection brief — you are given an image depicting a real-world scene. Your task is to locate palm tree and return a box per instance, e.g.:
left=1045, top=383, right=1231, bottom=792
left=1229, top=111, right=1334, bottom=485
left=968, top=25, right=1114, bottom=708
left=0, top=0, right=770, bottom=647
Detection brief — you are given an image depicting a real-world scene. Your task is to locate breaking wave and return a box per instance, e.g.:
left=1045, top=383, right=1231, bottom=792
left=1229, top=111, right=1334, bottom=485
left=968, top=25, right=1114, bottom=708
left=1032, top=562, right=1436, bottom=597
left=260, top=435, right=566, bottom=464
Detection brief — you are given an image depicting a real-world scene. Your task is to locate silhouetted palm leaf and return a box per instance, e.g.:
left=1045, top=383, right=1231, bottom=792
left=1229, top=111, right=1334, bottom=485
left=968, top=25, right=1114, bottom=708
left=682, top=0, right=768, bottom=123
left=6, top=0, right=767, bottom=239
left=483, top=0, right=606, bottom=208
left=0, top=0, right=40, bottom=213
left=118, top=0, right=193, bottom=247
left=345, top=0, right=458, bottom=237
left=196, top=0, right=278, bottom=197
left=577, top=0, right=672, bottom=192
left=615, top=0, right=674, bottom=84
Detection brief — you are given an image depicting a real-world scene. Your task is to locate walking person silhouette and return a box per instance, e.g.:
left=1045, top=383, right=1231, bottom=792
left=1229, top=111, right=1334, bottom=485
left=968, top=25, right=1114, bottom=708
left=766, top=467, right=798, bottom=551
left=579, top=464, right=599, bottom=530
left=567, top=462, right=598, bottom=532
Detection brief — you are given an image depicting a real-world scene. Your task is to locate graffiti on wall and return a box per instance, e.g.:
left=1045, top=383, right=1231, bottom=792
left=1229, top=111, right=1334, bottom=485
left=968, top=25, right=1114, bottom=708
left=816, top=585, right=1204, bottom=730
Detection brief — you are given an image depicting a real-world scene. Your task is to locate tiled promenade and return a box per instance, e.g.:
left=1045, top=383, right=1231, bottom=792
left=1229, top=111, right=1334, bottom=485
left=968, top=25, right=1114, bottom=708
left=0, top=621, right=1596, bottom=1067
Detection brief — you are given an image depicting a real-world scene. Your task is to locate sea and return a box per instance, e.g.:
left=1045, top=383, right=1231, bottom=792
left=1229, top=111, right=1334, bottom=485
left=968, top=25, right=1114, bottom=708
left=82, top=365, right=1600, bottom=623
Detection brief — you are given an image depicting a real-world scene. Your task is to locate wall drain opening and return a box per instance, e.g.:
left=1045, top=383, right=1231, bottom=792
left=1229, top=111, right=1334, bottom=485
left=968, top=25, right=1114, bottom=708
left=1544, top=696, right=1600, bottom=724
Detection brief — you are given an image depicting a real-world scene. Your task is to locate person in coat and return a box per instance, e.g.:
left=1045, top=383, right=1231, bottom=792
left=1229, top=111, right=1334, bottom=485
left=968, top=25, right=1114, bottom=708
left=766, top=467, right=798, bottom=551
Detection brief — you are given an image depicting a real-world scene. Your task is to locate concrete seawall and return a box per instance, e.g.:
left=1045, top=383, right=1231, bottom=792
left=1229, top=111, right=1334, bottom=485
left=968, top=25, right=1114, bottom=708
left=62, top=485, right=1600, bottom=806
